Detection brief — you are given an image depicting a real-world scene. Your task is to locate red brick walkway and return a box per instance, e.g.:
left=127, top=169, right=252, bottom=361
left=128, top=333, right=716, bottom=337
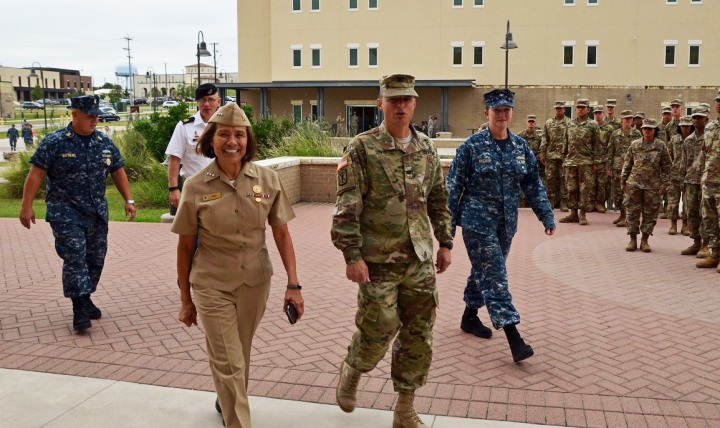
left=1, top=204, right=719, bottom=427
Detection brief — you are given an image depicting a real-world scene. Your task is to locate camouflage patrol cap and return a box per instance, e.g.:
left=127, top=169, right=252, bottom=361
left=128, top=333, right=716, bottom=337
left=576, top=99, right=590, bottom=107
left=70, top=95, right=103, bottom=115
left=527, top=115, right=536, bottom=122
left=593, top=105, right=605, bottom=113
left=699, top=102, right=711, bottom=110
left=195, top=83, right=218, bottom=100
left=679, top=115, right=693, bottom=126
left=379, top=74, right=419, bottom=98
left=691, top=106, right=708, bottom=117
left=714, top=90, right=720, bottom=101
left=661, top=106, right=672, bottom=114
left=606, top=99, right=617, bottom=107
left=208, top=102, right=251, bottom=127
left=620, top=109, right=634, bottom=119
left=670, top=99, right=683, bottom=106
left=483, top=89, right=515, bottom=108
left=634, top=111, right=646, bottom=119
left=553, top=101, right=565, bottom=109
left=641, top=118, right=658, bottom=129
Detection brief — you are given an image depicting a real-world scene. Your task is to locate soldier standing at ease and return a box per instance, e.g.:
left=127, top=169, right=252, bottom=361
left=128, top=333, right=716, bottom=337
left=680, top=107, right=710, bottom=258
left=7, top=124, right=18, bottom=151
left=517, top=114, right=544, bottom=193
left=447, top=89, right=555, bottom=363
left=666, top=116, right=693, bottom=235
left=592, top=105, right=613, bottom=213
left=657, top=106, right=673, bottom=219
left=697, top=113, right=720, bottom=270
left=605, top=99, right=621, bottom=131
left=632, top=112, right=646, bottom=130
left=621, top=118, right=671, bottom=252
left=560, top=99, right=599, bottom=226
left=332, top=74, right=452, bottom=428
left=539, top=101, right=571, bottom=211
left=349, top=111, right=359, bottom=136
left=708, top=91, right=720, bottom=132
left=19, top=95, right=136, bottom=331
left=607, top=110, right=642, bottom=226
left=666, top=99, right=684, bottom=139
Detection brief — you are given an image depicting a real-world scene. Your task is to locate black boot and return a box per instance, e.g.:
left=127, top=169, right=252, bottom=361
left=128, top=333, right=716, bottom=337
left=82, top=295, right=102, bottom=320
left=503, top=324, right=534, bottom=363
left=215, top=397, right=222, bottom=414
left=460, top=306, right=492, bottom=339
left=71, top=298, right=92, bottom=331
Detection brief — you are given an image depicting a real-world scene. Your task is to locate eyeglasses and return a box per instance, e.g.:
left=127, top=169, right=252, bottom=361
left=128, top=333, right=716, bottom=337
left=198, top=98, right=220, bottom=105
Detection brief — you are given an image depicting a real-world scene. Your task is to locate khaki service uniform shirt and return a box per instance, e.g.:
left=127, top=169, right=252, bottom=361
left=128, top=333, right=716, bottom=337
left=171, top=160, right=295, bottom=290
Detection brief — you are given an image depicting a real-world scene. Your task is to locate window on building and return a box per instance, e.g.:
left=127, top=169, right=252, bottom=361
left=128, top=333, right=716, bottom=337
left=689, top=42, right=701, bottom=66
left=368, top=46, right=378, bottom=66
left=311, top=46, right=321, bottom=67
left=472, top=42, right=484, bottom=66
left=311, top=0, right=320, bottom=11
left=293, top=104, right=302, bottom=123
left=666, top=0, right=677, bottom=3
left=292, top=0, right=301, bottom=12
left=564, top=0, right=575, bottom=5
left=452, top=45, right=463, bottom=66
left=586, top=41, right=598, bottom=66
left=562, top=41, right=575, bottom=66
left=349, top=0, right=357, bottom=9
left=348, top=46, right=358, bottom=67
left=292, top=46, right=302, bottom=68
left=368, top=0, right=378, bottom=9
left=453, top=0, right=463, bottom=7
left=690, top=0, right=702, bottom=4
left=664, top=41, right=677, bottom=66
left=474, top=0, right=484, bottom=6
left=587, top=0, right=598, bottom=5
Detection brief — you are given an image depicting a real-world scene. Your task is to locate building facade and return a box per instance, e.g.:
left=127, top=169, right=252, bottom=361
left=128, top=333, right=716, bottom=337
left=0, top=67, right=91, bottom=103
left=227, top=0, right=720, bottom=136
left=132, top=68, right=238, bottom=99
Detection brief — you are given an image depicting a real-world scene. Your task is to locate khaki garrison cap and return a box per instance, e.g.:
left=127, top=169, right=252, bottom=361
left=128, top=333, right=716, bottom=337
left=208, top=102, right=251, bottom=127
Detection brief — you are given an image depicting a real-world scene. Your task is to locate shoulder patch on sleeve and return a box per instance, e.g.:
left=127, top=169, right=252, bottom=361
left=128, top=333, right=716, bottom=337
left=337, top=154, right=350, bottom=172
left=182, top=116, right=195, bottom=124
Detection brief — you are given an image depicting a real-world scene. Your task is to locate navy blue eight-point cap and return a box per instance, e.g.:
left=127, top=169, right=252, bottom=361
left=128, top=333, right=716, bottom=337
left=484, top=89, right=515, bottom=109
left=70, top=95, right=103, bottom=115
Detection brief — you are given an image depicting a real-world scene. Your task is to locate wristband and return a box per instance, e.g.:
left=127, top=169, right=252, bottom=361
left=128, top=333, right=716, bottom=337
left=168, top=186, right=180, bottom=191
left=439, top=242, right=453, bottom=250
left=126, top=199, right=135, bottom=205
left=287, top=284, right=302, bottom=290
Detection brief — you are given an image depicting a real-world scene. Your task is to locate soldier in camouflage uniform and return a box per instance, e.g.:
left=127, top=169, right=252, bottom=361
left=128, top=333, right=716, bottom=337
left=621, top=118, right=671, bottom=252
left=607, top=110, right=642, bottom=227
left=605, top=99, right=621, bottom=132
left=539, top=101, right=570, bottom=211
left=666, top=99, right=683, bottom=140
left=680, top=107, right=710, bottom=257
left=697, top=113, right=720, bottom=270
left=632, top=111, right=646, bottom=130
left=447, top=89, right=555, bottom=363
left=657, top=106, right=673, bottom=219
left=666, top=116, right=693, bottom=235
left=517, top=114, right=545, bottom=206
left=560, top=99, right=600, bottom=226
left=592, top=105, right=613, bottom=213
left=331, top=74, right=452, bottom=428
left=708, top=91, right=720, bottom=133
left=19, top=95, right=136, bottom=332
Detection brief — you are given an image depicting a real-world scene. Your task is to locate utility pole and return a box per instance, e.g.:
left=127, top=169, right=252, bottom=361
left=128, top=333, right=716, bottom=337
left=211, top=42, right=219, bottom=83
left=123, top=35, right=135, bottom=121
left=164, top=62, right=169, bottom=98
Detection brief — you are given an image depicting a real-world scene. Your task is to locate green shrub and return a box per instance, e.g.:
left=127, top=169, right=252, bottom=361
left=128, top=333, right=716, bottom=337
left=130, top=162, right=170, bottom=208
left=0, top=149, right=43, bottom=199
left=252, top=115, right=293, bottom=159
left=268, top=119, right=338, bottom=158
left=132, top=103, right=190, bottom=161
left=111, top=129, right=155, bottom=181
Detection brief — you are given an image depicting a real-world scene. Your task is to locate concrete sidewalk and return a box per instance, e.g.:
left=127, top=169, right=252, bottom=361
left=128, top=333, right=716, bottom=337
left=0, top=369, right=549, bottom=428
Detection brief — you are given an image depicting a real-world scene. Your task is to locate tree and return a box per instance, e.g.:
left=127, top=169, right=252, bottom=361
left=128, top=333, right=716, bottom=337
left=175, top=84, right=196, bottom=101
left=31, top=84, right=43, bottom=101
left=109, top=86, right=123, bottom=103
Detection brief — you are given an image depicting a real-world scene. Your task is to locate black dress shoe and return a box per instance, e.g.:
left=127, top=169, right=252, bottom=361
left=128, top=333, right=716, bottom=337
left=215, top=397, right=222, bottom=414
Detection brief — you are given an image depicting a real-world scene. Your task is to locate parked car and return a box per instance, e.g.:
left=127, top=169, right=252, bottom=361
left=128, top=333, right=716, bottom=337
left=98, top=112, right=121, bottom=122
left=225, top=96, right=236, bottom=102
left=162, top=100, right=179, bottom=109
left=100, top=106, right=117, bottom=115
left=134, top=98, right=148, bottom=105
left=151, top=97, right=168, bottom=106
left=22, top=101, right=44, bottom=110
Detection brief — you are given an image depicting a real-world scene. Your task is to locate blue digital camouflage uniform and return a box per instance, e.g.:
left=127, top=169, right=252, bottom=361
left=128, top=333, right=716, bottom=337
left=447, top=129, right=555, bottom=329
left=29, top=124, right=125, bottom=298
left=8, top=126, right=19, bottom=150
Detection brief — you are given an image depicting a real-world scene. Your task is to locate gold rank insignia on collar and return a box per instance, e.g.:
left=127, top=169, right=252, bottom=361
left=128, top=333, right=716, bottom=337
left=205, top=171, right=216, bottom=177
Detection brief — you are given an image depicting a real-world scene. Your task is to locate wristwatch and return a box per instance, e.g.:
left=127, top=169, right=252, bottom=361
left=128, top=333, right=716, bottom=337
left=126, top=200, right=135, bottom=205
left=439, top=242, right=453, bottom=250
left=168, top=186, right=180, bottom=191
left=287, top=284, right=302, bottom=290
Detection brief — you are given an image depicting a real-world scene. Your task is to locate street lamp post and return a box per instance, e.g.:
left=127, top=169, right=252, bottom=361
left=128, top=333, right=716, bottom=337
left=196, top=31, right=211, bottom=87
left=500, top=20, right=518, bottom=89
left=28, top=62, right=48, bottom=130
left=146, top=67, right=156, bottom=112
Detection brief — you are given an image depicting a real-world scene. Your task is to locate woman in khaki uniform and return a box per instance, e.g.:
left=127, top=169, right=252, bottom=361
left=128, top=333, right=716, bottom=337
left=172, top=102, right=304, bottom=428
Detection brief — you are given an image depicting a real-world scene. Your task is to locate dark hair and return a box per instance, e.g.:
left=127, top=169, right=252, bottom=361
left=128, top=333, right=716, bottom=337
left=196, top=123, right=257, bottom=164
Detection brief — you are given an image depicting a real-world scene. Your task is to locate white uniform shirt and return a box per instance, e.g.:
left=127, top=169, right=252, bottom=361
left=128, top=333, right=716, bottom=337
left=165, top=110, right=213, bottom=178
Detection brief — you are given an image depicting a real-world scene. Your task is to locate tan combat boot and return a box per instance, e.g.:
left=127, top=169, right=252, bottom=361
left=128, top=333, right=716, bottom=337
left=659, top=210, right=668, bottom=219
left=559, top=209, right=579, bottom=223
left=615, top=209, right=627, bottom=227
left=697, top=240, right=710, bottom=258
left=559, top=198, right=569, bottom=212
left=336, top=361, right=362, bottom=413
left=595, top=201, right=607, bottom=213
left=680, top=239, right=702, bottom=256
left=640, top=233, right=651, bottom=253
left=578, top=210, right=588, bottom=226
left=681, top=220, right=690, bottom=236
left=613, top=210, right=623, bottom=224
left=696, top=248, right=720, bottom=268
left=668, top=220, right=677, bottom=235
left=393, top=391, right=428, bottom=428
left=626, top=234, right=638, bottom=252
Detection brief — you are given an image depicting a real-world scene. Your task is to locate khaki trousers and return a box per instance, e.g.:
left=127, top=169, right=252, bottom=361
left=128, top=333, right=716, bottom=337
left=194, top=280, right=271, bottom=428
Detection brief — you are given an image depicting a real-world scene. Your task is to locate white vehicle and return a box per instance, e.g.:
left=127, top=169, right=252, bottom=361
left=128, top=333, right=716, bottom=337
left=100, top=106, right=117, bottom=115
left=163, top=100, right=180, bottom=109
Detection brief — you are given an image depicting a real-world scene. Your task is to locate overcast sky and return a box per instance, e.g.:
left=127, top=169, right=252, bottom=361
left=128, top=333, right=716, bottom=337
left=1, top=0, right=238, bottom=87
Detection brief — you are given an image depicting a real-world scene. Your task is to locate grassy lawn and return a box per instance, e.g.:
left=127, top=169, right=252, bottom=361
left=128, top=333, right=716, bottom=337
left=0, top=184, right=168, bottom=223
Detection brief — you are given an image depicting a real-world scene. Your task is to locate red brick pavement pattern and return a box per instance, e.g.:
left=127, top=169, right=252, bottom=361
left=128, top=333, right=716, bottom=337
left=1, top=204, right=720, bottom=427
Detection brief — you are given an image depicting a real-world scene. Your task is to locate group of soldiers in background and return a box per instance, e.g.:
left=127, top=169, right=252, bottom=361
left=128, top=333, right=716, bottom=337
left=517, top=93, right=720, bottom=272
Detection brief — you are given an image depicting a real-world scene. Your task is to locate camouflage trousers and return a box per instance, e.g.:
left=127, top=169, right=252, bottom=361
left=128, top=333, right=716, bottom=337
left=50, top=220, right=108, bottom=299
left=346, top=259, right=438, bottom=392
left=623, top=186, right=661, bottom=235
left=702, top=184, right=720, bottom=249
left=544, top=159, right=567, bottom=207
left=611, top=171, right=623, bottom=209
left=565, top=165, right=595, bottom=212
left=462, top=228, right=520, bottom=330
left=685, top=183, right=707, bottom=241
left=593, top=167, right=609, bottom=203
left=666, top=181, right=686, bottom=221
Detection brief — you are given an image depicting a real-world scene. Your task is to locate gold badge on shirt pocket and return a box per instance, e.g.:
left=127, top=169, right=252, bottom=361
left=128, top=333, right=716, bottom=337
left=202, top=192, right=222, bottom=202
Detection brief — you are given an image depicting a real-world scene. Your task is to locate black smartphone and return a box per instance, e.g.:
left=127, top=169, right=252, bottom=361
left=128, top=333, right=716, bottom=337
left=285, top=302, right=298, bottom=325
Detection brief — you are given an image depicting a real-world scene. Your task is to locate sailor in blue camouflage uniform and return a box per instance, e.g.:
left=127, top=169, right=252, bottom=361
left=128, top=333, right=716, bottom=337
left=19, top=95, right=136, bottom=332
left=447, top=89, right=555, bottom=363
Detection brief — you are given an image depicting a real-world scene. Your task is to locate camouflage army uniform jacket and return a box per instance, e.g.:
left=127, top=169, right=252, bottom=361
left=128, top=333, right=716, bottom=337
left=564, top=118, right=600, bottom=167
left=681, top=132, right=706, bottom=185
left=446, top=129, right=555, bottom=239
left=539, top=117, right=570, bottom=160
left=702, top=126, right=720, bottom=187
left=595, top=122, right=614, bottom=166
left=667, top=133, right=686, bottom=184
left=606, top=128, right=642, bottom=172
left=657, top=122, right=671, bottom=143
left=29, top=124, right=124, bottom=226
left=666, top=119, right=680, bottom=139
left=621, top=139, right=671, bottom=190
left=331, top=122, right=453, bottom=265
left=517, top=129, right=542, bottom=158
left=605, top=117, right=621, bottom=132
